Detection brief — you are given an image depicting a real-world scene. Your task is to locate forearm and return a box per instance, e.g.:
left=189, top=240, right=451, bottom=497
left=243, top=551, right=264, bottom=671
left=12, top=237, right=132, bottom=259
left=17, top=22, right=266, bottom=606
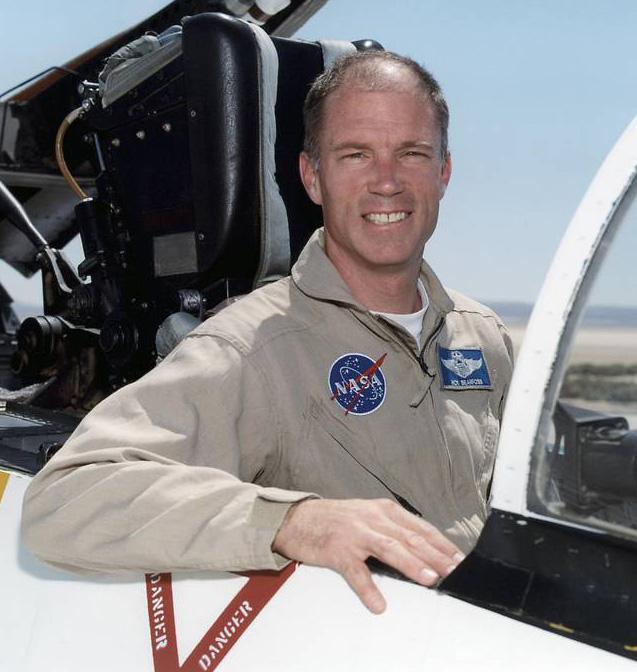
left=22, top=452, right=307, bottom=573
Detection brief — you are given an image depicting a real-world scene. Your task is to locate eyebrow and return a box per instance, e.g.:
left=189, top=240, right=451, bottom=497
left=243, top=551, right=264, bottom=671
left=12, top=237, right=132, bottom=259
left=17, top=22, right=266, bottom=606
left=331, top=141, right=369, bottom=152
left=331, top=140, right=435, bottom=152
left=398, top=140, right=435, bottom=151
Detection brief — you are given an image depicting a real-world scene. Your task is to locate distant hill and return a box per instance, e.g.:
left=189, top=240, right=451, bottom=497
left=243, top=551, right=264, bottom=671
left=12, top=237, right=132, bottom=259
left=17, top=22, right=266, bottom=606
left=487, top=301, right=532, bottom=323
left=488, top=301, right=637, bottom=328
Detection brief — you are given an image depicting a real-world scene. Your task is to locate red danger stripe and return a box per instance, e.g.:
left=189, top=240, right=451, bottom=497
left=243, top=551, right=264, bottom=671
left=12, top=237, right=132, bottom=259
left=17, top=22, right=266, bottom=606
left=146, top=563, right=296, bottom=672
left=146, top=572, right=179, bottom=669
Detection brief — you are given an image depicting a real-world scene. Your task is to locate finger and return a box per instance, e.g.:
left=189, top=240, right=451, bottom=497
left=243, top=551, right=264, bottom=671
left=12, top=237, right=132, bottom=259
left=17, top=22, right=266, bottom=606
left=403, top=530, right=461, bottom=578
left=372, top=518, right=458, bottom=578
left=385, top=503, right=463, bottom=559
left=340, top=559, right=387, bottom=614
left=369, top=533, right=441, bottom=587
left=413, top=519, right=463, bottom=559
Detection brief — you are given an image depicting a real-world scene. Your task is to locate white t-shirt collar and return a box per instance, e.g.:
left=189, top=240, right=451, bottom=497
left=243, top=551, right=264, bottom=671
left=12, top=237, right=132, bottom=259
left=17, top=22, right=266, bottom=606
left=372, top=280, right=429, bottom=346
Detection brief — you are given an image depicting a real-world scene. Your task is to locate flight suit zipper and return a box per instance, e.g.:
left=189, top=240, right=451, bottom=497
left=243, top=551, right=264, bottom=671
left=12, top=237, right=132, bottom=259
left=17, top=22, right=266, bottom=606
left=417, top=316, right=445, bottom=377
left=361, top=311, right=458, bottom=518
left=416, top=315, right=464, bottom=525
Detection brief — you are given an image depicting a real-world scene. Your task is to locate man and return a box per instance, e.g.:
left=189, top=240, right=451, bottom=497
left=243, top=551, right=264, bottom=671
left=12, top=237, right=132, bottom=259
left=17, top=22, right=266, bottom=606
left=22, top=51, right=513, bottom=615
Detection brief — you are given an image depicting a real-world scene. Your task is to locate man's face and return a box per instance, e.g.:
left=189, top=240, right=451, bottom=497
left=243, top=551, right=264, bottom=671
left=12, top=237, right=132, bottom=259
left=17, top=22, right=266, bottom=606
left=300, top=78, right=452, bottom=281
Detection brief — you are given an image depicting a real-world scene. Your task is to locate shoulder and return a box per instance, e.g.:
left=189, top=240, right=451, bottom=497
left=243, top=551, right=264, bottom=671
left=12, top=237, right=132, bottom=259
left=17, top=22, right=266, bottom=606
left=443, top=288, right=514, bottom=365
left=445, top=288, right=507, bottom=327
left=185, top=277, right=324, bottom=354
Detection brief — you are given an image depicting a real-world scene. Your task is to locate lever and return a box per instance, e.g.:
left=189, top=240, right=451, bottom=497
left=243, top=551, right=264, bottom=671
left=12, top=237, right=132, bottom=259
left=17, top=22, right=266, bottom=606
left=0, top=179, right=49, bottom=252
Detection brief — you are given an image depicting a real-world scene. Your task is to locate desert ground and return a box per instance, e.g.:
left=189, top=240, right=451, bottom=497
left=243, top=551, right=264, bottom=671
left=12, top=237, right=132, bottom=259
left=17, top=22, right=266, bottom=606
left=507, top=324, right=637, bottom=365
left=507, top=323, right=637, bottom=426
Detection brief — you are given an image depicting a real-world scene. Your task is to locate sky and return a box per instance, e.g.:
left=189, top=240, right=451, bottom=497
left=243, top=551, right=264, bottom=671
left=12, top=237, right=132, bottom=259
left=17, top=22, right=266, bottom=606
left=2, top=0, right=637, bottom=309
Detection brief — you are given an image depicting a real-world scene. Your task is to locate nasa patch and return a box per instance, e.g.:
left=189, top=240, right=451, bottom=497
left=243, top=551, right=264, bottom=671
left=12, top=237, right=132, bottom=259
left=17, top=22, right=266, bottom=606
left=438, top=347, right=492, bottom=390
left=328, top=352, right=387, bottom=415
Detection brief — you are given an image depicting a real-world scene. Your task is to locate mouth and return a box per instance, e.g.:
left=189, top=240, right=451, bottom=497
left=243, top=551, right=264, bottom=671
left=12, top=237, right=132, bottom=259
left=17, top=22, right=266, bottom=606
left=362, top=211, right=411, bottom=225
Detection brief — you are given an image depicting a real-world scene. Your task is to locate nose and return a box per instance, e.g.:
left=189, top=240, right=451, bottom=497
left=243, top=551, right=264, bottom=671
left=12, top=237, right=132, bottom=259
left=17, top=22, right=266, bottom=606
left=368, top=156, right=404, bottom=196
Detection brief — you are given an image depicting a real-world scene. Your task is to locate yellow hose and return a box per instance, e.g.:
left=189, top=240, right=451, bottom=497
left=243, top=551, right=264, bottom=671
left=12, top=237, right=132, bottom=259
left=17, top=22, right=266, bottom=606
left=55, top=107, right=87, bottom=200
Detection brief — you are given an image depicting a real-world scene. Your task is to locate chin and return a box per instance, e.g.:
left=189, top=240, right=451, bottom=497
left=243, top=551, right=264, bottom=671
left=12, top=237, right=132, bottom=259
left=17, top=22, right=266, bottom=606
left=361, top=243, right=421, bottom=269
left=360, top=254, right=418, bottom=273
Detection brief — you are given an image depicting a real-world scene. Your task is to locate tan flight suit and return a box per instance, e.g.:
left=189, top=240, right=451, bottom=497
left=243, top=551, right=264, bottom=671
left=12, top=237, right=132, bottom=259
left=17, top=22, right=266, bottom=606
left=22, top=230, right=513, bottom=572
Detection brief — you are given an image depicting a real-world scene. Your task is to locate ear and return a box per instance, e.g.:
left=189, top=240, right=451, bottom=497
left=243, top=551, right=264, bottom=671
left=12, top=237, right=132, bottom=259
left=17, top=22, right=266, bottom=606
left=299, top=152, right=323, bottom=205
left=438, top=152, right=452, bottom=200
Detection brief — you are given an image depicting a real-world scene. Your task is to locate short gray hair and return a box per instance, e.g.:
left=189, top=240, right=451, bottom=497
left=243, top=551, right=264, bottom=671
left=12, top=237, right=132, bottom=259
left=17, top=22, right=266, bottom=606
left=303, top=50, right=450, bottom=165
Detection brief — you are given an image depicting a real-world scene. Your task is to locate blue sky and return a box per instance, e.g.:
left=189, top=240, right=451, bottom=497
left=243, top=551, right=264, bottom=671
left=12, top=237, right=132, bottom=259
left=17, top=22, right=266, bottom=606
left=3, top=0, right=637, bottom=308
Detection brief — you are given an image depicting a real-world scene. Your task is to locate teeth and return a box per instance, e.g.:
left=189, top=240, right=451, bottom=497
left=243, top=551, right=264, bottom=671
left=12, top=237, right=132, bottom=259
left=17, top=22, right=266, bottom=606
left=364, top=211, right=409, bottom=224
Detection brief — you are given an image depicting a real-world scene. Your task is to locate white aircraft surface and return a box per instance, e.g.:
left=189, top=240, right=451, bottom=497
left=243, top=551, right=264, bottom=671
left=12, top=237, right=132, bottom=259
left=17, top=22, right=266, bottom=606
left=1, top=1, right=636, bottom=670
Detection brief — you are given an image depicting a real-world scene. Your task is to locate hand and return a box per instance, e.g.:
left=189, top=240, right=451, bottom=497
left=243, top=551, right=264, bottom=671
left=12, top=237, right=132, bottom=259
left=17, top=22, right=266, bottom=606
left=272, top=498, right=465, bottom=614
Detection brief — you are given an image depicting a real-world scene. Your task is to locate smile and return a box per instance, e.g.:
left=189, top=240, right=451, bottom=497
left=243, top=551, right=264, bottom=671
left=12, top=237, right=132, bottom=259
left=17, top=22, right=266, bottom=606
left=363, top=211, right=411, bottom=224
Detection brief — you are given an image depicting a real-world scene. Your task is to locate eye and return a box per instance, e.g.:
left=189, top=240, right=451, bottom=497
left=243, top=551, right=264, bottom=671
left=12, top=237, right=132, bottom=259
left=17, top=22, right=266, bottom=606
left=343, top=151, right=366, bottom=161
left=402, top=149, right=429, bottom=159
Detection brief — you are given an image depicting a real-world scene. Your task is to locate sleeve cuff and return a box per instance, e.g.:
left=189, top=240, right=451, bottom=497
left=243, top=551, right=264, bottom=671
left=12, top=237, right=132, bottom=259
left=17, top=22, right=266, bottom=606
left=249, top=489, right=320, bottom=569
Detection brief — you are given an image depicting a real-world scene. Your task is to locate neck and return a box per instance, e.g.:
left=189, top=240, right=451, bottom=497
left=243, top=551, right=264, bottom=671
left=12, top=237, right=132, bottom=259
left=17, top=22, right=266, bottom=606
left=335, top=262, right=422, bottom=313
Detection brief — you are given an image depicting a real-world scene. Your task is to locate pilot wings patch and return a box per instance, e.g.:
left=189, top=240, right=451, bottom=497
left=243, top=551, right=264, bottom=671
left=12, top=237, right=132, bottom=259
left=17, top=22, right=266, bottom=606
left=438, top=347, right=492, bottom=390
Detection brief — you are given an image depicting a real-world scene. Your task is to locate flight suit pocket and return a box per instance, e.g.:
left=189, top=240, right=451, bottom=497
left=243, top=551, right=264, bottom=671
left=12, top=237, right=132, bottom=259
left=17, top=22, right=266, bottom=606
left=294, top=398, right=423, bottom=510
left=290, top=398, right=378, bottom=497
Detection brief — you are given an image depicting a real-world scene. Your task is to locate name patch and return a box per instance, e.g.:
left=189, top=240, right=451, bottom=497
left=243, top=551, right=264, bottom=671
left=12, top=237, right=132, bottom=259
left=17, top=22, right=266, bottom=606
left=439, top=347, right=492, bottom=390
left=328, top=352, right=387, bottom=415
